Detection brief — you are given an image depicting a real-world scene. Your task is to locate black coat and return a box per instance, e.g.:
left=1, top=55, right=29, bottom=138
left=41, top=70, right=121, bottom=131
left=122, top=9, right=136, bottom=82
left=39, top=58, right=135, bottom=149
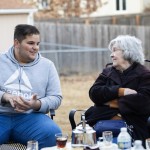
left=89, top=62, right=150, bottom=144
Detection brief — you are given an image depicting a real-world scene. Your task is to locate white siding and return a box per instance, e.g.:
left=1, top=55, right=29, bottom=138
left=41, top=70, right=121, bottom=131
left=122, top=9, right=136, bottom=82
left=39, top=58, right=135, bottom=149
left=0, top=14, right=29, bottom=52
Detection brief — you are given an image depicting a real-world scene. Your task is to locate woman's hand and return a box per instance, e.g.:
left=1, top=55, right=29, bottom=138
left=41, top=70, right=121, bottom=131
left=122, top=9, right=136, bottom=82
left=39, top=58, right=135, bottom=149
left=124, top=88, right=137, bottom=95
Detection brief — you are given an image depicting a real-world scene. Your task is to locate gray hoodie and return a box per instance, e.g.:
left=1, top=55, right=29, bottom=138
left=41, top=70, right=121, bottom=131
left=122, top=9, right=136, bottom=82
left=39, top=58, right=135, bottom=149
left=0, top=47, right=62, bottom=114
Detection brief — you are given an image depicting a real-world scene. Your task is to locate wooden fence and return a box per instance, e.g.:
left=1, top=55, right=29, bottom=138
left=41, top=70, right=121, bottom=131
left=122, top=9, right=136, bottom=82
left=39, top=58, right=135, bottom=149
left=35, top=13, right=150, bottom=26
left=35, top=22, right=150, bottom=75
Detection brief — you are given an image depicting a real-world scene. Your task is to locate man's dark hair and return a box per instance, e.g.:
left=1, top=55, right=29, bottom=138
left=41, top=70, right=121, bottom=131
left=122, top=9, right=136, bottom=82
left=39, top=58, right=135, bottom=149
left=14, top=24, right=40, bottom=42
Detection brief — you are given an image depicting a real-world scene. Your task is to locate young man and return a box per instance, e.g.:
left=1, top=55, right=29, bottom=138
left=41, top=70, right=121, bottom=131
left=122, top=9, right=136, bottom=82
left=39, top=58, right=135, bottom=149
left=0, top=24, right=62, bottom=149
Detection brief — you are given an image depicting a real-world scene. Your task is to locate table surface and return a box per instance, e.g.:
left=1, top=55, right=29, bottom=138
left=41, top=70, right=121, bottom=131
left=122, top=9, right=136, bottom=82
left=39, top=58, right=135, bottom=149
left=41, top=142, right=83, bottom=150
left=41, top=142, right=119, bottom=150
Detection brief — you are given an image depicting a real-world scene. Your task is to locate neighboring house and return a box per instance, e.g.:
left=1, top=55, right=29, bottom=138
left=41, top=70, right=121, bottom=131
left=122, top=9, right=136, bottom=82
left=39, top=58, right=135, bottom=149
left=0, top=0, right=37, bottom=52
left=89, top=0, right=150, bottom=17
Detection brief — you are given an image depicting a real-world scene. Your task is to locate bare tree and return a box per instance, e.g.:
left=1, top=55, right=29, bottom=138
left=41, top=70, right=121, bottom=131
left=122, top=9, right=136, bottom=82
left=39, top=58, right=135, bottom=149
left=24, top=0, right=103, bottom=18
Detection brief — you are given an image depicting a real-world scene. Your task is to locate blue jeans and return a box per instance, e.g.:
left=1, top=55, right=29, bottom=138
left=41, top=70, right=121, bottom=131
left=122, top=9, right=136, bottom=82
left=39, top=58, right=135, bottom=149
left=0, top=113, right=61, bottom=149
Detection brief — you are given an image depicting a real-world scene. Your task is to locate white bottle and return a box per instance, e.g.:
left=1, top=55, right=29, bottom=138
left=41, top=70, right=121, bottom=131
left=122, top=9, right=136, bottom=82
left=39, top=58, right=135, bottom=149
left=117, top=127, right=131, bottom=150
left=131, top=140, right=144, bottom=150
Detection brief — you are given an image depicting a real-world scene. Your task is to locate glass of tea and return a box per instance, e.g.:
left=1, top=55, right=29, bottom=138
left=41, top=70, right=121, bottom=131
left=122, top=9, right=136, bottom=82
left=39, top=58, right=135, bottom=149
left=55, top=133, right=68, bottom=149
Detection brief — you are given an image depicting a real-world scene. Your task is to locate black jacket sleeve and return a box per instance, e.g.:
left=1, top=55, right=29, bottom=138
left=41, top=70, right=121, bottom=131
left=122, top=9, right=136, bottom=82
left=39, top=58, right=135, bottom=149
left=89, top=68, right=120, bottom=106
left=119, top=73, right=150, bottom=115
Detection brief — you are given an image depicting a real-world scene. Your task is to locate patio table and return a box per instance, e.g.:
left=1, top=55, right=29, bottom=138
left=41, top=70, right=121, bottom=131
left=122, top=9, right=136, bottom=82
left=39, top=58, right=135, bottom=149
left=41, top=142, right=82, bottom=149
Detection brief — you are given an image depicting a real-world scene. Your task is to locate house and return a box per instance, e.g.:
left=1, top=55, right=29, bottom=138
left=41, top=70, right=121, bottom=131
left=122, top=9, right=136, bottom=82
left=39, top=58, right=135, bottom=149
left=0, top=0, right=37, bottom=52
left=31, top=0, right=150, bottom=24
left=89, top=0, right=150, bottom=17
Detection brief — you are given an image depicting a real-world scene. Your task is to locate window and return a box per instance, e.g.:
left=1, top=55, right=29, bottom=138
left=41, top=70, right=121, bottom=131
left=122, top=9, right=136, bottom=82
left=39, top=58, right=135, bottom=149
left=116, top=0, right=120, bottom=10
left=122, top=0, right=126, bottom=10
left=116, top=0, right=126, bottom=11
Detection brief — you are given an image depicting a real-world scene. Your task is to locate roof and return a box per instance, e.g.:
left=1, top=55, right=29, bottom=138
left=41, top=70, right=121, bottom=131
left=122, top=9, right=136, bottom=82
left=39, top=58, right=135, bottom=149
left=0, top=0, right=34, bottom=9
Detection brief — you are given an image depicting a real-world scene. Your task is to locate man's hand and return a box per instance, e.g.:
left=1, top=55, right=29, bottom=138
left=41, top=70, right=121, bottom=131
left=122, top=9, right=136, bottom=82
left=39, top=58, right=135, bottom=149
left=2, top=93, right=17, bottom=107
left=13, top=94, right=41, bottom=112
left=2, top=93, right=41, bottom=112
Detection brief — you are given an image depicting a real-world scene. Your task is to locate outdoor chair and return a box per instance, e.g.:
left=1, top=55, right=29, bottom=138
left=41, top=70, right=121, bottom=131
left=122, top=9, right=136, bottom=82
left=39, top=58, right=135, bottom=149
left=69, top=109, right=86, bottom=130
left=0, top=109, right=55, bottom=150
left=69, top=109, right=150, bottom=130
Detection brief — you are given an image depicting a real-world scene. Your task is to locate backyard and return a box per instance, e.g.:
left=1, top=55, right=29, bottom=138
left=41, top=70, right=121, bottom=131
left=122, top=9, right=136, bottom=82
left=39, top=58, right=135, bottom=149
left=54, top=75, right=97, bottom=141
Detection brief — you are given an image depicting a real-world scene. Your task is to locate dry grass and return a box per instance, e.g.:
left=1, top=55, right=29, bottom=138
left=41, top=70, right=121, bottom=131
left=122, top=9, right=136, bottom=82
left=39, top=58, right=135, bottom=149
left=54, top=75, right=97, bottom=141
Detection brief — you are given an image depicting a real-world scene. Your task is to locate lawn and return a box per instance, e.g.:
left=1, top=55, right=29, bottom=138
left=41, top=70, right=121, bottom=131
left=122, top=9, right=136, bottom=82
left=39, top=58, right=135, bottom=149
left=54, top=75, right=97, bottom=141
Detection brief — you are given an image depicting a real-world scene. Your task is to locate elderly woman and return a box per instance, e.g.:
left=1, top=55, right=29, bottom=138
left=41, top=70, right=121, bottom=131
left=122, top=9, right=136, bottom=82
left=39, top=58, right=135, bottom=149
left=87, top=35, right=150, bottom=146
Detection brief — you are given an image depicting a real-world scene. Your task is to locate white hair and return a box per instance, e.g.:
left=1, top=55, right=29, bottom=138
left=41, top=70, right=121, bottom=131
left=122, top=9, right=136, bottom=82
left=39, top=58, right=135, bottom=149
left=108, top=35, right=145, bottom=65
